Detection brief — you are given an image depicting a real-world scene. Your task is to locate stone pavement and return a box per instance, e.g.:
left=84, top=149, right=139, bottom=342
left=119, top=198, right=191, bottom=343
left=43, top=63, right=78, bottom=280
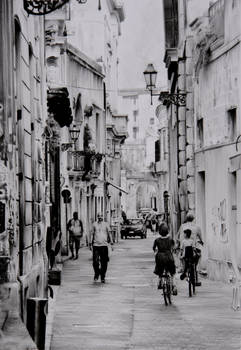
left=49, top=235, right=241, bottom=350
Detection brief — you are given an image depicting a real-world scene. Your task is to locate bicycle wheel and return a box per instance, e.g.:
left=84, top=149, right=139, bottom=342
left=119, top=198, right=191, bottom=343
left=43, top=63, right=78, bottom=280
left=188, top=270, right=192, bottom=297
left=166, top=278, right=172, bottom=305
left=191, top=266, right=196, bottom=295
left=162, top=282, right=168, bottom=306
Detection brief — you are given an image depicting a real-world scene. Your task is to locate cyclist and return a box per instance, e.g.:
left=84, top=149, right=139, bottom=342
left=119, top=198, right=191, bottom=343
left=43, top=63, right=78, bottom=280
left=153, top=223, right=177, bottom=294
left=176, top=213, right=203, bottom=284
left=180, top=229, right=194, bottom=280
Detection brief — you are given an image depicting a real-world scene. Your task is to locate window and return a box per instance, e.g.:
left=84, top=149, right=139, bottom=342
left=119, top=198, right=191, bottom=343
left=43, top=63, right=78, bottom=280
left=228, top=108, right=237, bottom=141
left=155, top=140, right=160, bottom=162
left=96, top=113, right=100, bottom=150
left=133, top=110, right=138, bottom=122
left=14, top=20, right=21, bottom=104
left=197, top=118, right=204, bottom=147
left=150, top=118, right=154, bottom=125
left=106, top=139, right=112, bottom=155
left=209, top=0, right=224, bottom=44
left=133, top=126, right=139, bottom=139
left=75, top=93, right=83, bottom=124
left=163, top=129, right=168, bottom=160
left=163, top=0, right=178, bottom=48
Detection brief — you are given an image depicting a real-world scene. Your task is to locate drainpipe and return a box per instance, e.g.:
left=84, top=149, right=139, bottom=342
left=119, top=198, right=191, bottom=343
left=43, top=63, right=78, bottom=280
left=103, top=82, right=108, bottom=222
left=184, top=37, right=195, bottom=216
left=177, top=57, right=188, bottom=224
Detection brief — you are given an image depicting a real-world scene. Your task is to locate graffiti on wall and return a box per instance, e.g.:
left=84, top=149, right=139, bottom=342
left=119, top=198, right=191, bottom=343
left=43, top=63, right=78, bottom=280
left=211, top=198, right=228, bottom=243
left=0, top=163, right=16, bottom=256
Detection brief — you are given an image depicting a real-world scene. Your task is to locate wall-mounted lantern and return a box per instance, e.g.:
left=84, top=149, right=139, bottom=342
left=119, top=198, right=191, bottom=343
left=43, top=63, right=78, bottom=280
left=143, top=63, right=186, bottom=106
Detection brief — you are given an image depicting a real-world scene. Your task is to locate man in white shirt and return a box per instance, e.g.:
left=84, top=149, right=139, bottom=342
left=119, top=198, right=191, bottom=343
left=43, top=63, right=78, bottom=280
left=90, top=213, right=113, bottom=283
left=177, top=213, right=203, bottom=249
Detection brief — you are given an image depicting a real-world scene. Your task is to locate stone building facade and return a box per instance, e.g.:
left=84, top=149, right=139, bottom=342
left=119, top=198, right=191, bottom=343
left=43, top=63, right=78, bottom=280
left=0, top=0, right=48, bottom=347
left=192, top=0, right=241, bottom=281
left=118, top=90, right=160, bottom=218
left=162, top=0, right=241, bottom=281
left=0, top=0, right=126, bottom=348
left=44, top=0, right=126, bottom=246
left=106, top=114, right=128, bottom=239
left=154, top=104, right=169, bottom=219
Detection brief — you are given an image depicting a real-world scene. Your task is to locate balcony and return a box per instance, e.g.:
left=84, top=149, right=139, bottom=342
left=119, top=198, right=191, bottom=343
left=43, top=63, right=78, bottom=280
left=90, top=153, right=104, bottom=178
left=67, top=150, right=104, bottom=181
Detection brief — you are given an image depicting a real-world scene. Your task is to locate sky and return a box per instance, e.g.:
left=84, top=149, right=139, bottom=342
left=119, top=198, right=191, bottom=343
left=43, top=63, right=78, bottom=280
left=118, top=0, right=167, bottom=90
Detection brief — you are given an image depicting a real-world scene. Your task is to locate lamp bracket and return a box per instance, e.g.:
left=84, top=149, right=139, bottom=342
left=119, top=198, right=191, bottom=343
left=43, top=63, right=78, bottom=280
left=69, top=151, right=85, bottom=158
left=24, top=0, right=87, bottom=16
left=159, top=91, right=186, bottom=106
left=61, top=143, right=73, bottom=151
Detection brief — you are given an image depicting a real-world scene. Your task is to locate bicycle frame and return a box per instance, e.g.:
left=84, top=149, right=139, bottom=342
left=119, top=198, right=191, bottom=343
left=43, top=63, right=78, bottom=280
left=186, top=259, right=196, bottom=297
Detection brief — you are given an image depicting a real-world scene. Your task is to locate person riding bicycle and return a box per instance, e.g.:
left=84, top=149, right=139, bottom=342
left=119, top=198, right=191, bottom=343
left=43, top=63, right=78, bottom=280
left=176, top=213, right=204, bottom=283
left=153, top=223, right=177, bottom=294
left=180, top=229, right=195, bottom=280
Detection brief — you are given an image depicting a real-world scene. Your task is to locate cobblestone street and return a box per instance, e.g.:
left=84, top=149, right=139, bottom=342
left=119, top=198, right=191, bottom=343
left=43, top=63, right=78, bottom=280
left=49, top=235, right=241, bottom=350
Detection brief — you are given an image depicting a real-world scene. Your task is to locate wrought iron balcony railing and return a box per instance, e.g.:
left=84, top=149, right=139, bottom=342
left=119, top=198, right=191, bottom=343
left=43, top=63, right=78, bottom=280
left=23, top=0, right=101, bottom=15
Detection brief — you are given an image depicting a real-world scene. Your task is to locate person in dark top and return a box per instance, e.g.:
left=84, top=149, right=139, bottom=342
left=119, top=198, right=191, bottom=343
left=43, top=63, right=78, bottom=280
left=153, top=223, right=177, bottom=293
left=67, top=212, right=84, bottom=260
left=121, top=206, right=129, bottom=224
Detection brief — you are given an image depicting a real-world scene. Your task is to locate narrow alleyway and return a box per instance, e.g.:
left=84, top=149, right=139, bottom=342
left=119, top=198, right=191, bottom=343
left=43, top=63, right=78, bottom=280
left=50, top=235, right=241, bottom=350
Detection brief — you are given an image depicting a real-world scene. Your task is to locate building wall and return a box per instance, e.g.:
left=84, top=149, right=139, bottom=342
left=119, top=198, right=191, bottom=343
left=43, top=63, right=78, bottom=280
left=13, top=0, right=47, bottom=317
left=193, top=0, right=241, bottom=280
left=155, top=105, right=169, bottom=216
left=118, top=91, right=160, bottom=217
left=46, top=0, right=125, bottom=246
left=0, top=0, right=48, bottom=344
left=67, top=0, right=123, bottom=112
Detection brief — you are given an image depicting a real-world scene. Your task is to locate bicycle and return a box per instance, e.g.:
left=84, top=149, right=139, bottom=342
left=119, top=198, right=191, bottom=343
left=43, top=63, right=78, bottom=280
left=159, top=269, right=172, bottom=306
left=184, top=246, right=197, bottom=297
left=186, top=257, right=196, bottom=297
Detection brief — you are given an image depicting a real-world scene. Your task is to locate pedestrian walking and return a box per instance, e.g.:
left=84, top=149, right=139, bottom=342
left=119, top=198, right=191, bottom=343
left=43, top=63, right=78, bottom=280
left=90, top=213, right=113, bottom=283
left=67, top=212, right=84, bottom=260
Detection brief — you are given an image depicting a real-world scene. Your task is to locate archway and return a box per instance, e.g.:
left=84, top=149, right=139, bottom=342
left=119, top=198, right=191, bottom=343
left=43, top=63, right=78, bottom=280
left=136, top=180, right=160, bottom=214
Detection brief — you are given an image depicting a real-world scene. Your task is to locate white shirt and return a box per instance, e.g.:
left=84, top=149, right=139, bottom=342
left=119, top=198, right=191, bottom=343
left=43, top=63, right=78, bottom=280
left=177, top=222, right=202, bottom=248
left=92, top=221, right=112, bottom=247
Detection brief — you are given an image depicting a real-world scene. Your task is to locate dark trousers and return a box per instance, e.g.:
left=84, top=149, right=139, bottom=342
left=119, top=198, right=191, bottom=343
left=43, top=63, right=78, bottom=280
left=69, top=235, right=80, bottom=256
left=93, top=246, right=109, bottom=279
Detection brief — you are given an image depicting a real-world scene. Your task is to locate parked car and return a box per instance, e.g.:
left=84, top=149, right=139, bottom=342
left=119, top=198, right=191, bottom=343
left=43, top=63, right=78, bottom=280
left=120, top=218, right=147, bottom=239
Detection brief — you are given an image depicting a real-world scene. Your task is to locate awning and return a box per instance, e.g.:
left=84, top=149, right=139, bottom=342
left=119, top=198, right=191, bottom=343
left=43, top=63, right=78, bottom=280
left=106, top=181, right=128, bottom=194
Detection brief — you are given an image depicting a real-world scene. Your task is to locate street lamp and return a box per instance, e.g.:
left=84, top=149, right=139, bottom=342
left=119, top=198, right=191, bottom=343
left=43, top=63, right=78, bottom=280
left=61, top=124, right=80, bottom=152
left=143, top=64, right=158, bottom=105
left=69, top=124, right=80, bottom=145
left=143, top=63, right=186, bottom=106
left=69, top=124, right=83, bottom=171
